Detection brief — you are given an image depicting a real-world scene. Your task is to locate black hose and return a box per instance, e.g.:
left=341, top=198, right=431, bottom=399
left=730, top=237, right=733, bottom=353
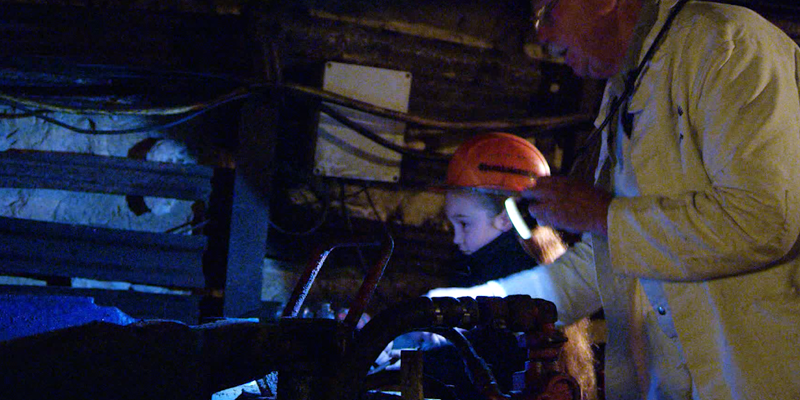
left=428, top=327, right=508, bottom=399
left=337, top=296, right=480, bottom=400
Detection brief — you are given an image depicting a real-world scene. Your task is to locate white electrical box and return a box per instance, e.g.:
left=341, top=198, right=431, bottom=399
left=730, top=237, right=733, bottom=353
left=313, top=62, right=412, bottom=182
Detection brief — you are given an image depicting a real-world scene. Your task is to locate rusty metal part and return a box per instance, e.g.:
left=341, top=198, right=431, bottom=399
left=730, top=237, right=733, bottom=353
left=343, top=236, right=394, bottom=330
left=281, top=235, right=385, bottom=319
left=507, top=296, right=580, bottom=400
left=337, top=296, right=476, bottom=400
left=342, top=295, right=581, bottom=400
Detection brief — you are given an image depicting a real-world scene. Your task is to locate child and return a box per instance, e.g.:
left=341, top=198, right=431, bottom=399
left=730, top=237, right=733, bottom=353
left=378, top=132, right=597, bottom=400
left=437, top=188, right=596, bottom=400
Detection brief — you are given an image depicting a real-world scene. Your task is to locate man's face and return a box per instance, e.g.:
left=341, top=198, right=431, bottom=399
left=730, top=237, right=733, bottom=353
left=533, top=0, right=625, bottom=79
left=445, top=192, right=507, bottom=255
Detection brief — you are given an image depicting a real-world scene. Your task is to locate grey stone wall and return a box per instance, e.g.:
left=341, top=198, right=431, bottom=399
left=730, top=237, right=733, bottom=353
left=0, top=109, right=196, bottom=292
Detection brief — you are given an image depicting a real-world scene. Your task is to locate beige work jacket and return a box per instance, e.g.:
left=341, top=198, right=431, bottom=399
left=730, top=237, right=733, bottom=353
left=598, top=1, right=800, bottom=399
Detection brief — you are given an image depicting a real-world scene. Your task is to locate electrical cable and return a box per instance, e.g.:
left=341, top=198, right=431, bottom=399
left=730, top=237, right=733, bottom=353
left=339, top=179, right=372, bottom=274
left=68, top=62, right=261, bottom=85
left=266, top=182, right=330, bottom=236
left=2, top=78, right=586, bottom=141
left=288, top=83, right=594, bottom=132
left=0, top=0, right=716, bottom=150
left=0, top=87, right=251, bottom=116
left=362, top=185, right=396, bottom=308
left=362, top=185, right=396, bottom=291
left=363, top=185, right=389, bottom=229
left=344, top=186, right=369, bottom=200
left=362, top=184, right=396, bottom=265
left=267, top=207, right=329, bottom=236
left=0, top=90, right=253, bottom=135
left=319, top=102, right=451, bottom=162
left=341, top=180, right=394, bottom=308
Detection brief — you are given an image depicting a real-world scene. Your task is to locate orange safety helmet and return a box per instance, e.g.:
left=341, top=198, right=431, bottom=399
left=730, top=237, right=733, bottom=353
left=445, top=132, right=550, bottom=192
left=445, top=132, right=562, bottom=260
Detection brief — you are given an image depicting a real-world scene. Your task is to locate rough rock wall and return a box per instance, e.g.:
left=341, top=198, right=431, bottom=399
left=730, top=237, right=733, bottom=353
left=0, top=109, right=198, bottom=294
left=0, top=111, right=196, bottom=231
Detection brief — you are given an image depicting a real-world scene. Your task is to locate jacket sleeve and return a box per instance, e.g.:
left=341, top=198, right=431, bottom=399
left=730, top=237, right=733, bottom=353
left=426, top=235, right=602, bottom=326
left=498, top=236, right=602, bottom=325
left=609, top=29, right=800, bottom=281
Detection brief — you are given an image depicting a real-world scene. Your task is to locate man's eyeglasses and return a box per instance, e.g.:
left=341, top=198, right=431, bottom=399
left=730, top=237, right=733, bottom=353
left=533, top=0, right=561, bottom=31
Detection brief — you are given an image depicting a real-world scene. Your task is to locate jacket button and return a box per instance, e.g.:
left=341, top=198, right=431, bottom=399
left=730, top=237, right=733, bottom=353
left=657, top=306, right=667, bottom=315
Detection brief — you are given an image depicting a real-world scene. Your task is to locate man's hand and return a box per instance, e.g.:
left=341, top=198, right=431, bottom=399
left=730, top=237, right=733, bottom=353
left=522, top=176, right=612, bottom=236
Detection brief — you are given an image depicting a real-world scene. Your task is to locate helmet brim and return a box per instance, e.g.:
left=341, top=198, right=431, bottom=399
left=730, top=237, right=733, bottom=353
left=428, top=183, right=521, bottom=198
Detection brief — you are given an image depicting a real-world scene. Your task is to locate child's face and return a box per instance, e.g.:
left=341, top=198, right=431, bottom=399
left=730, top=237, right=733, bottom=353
left=445, top=192, right=507, bottom=255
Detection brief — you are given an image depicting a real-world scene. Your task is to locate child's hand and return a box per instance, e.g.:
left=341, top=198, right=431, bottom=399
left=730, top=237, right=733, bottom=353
left=371, top=332, right=449, bottom=372
left=372, top=342, right=402, bottom=372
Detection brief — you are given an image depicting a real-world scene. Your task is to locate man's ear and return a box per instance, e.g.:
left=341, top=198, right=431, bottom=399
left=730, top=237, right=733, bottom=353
left=492, top=211, right=514, bottom=232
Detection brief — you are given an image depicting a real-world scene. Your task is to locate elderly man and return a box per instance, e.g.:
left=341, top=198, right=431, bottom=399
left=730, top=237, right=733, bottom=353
left=433, top=0, right=800, bottom=399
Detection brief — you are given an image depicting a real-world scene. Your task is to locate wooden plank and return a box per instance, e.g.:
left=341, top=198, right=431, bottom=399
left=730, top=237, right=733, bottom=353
left=0, top=285, right=202, bottom=324
left=0, top=217, right=207, bottom=288
left=0, top=150, right=213, bottom=201
left=0, top=3, right=252, bottom=79
left=198, top=167, right=235, bottom=319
